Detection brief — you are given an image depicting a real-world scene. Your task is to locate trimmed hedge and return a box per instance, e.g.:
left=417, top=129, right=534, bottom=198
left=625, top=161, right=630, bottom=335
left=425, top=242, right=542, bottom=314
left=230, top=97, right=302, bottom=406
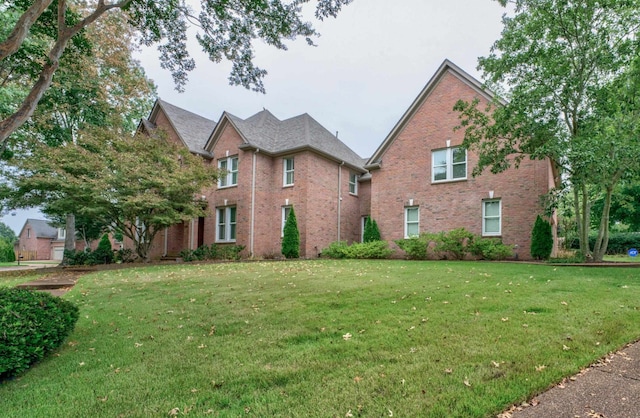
left=1, top=288, right=79, bottom=379
left=567, top=232, right=640, bottom=255
left=321, top=240, right=393, bottom=259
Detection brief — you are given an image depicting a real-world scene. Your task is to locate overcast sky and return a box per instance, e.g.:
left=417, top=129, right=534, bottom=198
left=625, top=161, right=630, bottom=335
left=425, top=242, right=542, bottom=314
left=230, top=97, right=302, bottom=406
left=2, top=0, right=508, bottom=234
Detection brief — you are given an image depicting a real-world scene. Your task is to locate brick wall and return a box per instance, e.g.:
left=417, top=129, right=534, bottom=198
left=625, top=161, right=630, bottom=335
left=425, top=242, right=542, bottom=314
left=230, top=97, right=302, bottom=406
left=370, top=71, right=550, bottom=259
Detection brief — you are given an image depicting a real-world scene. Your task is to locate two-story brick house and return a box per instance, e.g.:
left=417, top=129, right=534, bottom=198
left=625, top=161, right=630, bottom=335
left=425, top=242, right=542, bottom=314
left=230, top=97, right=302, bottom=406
left=365, top=60, right=553, bottom=258
left=202, top=109, right=368, bottom=258
left=137, top=60, right=553, bottom=261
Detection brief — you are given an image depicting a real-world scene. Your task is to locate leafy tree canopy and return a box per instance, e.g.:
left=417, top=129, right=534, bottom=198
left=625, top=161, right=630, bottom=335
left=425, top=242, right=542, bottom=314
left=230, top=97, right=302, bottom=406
left=0, top=221, right=17, bottom=244
left=0, top=0, right=353, bottom=145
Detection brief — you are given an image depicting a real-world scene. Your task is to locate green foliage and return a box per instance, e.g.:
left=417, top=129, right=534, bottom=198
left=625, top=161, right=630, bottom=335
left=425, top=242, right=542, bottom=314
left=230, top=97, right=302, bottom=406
left=179, top=244, right=245, bottom=262
left=114, top=248, right=136, bottom=264
left=92, top=234, right=114, bottom=265
left=363, top=217, right=381, bottom=242
left=394, top=236, right=429, bottom=260
left=63, top=249, right=92, bottom=266
left=531, top=215, right=554, bottom=260
left=321, top=240, right=393, bottom=259
left=282, top=208, right=300, bottom=259
left=396, top=230, right=514, bottom=261
left=433, top=228, right=475, bottom=260
left=468, top=238, right=514, bottom=261
left=569, top=232, right=640, bottom=255
left=0, top=222, right=17, bottom=244
left=0, top=238, right=16, bottom=262
left=0, top=288, right=79, bottom=379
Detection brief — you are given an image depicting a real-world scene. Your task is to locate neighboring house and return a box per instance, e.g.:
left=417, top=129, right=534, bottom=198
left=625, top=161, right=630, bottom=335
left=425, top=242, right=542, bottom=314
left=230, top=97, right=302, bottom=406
left=365, top=60, right=554, bottom=258
left=136, top=59, right=553, bottom=261
left=203, top=109, right=368, bottom=258
left=15, top=219, right=64, bottom=260
left=15, top=219, right=120, bottom=261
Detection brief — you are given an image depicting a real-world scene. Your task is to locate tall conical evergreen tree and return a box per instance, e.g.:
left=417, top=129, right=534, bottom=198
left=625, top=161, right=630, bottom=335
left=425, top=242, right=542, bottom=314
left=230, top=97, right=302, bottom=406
left=531, top=215, right=553, bottom=260
left=282, top=207, right=300, bottom=258
left=363, top=217, right=381, bottom=242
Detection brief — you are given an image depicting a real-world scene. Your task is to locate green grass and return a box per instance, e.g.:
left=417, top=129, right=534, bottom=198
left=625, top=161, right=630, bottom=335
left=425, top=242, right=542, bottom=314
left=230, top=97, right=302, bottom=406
left=0, top=270, right=44, bottom=288
left=1, top=260, right=639, bottom=417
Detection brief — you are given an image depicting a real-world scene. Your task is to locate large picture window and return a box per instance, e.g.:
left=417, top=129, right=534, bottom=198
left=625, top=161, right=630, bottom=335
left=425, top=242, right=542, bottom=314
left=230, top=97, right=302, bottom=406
left=218, top=156, right=238, bottom=188
left=482, top=199, right=501, bottom=236
left=404, top=207, right=419, bottom=238
left=283, top=157, right=294, bottom=186
left=432, top=147, right=467, bottom=182
left=216, top=206, right=237, bottom=242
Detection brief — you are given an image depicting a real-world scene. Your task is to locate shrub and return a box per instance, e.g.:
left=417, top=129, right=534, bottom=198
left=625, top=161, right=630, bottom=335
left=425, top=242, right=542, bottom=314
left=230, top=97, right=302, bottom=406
left=341, top=241, right=393, bottom=259
left=469, top=238, right=514, bottom=260
left=217, top=245, right=245, bottom=260
left=363, top=217, right=381, bottom=243
left=0, top=238, right=16, bottom=262
left=91, top=234, right=114, bottom=265
left=433, top=228, right=474, bottom=260
left=567, top=232, right=640, bottom=255
left=321, top=241, right=349, bottom=259
left=63, top=249, right=93, bottom=266
left=395, top=236, right=429, bottom=260
left=531, top=215, right=553, bottom=260
left=0, top=288, right=79, bottom=379
left=114, top=248, right=136, bottom=263
left=282, top=207, right=300, bottom=259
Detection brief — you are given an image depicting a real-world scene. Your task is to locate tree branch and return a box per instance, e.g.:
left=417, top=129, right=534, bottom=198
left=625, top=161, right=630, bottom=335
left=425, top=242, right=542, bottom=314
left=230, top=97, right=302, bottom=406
left=0, top=0, right=54, bottom=61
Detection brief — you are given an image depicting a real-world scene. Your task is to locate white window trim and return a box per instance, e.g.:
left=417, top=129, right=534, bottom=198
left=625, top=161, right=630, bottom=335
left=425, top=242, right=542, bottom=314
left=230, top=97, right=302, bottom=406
left=482, top=199, right=502, bottom=236
left=432, top=146, right=467, bottom=183
left=283, top=157, right=294, bottom=187
left=361, top=216, right=369, bottom=242
left=349, top=172, right=358, bottom=195
left=216, top=206, right=237, bottom=243
left=281, top=206, right=292, bottom=237
left=218, top=156, right=238, bottom=188
left=57, top=228, right=66, bottom=240
left=404, top=206, right=420, bottom=238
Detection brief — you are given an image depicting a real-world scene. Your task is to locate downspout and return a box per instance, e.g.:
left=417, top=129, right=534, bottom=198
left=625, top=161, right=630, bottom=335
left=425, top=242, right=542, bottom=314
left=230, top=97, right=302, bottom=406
left=190, top=219, right=195, bottom=250
left=250, top=149, right=259, bottom=257
left=338, top=162, right=344, bottom=241
left=163, top=227, right=168, bottom=257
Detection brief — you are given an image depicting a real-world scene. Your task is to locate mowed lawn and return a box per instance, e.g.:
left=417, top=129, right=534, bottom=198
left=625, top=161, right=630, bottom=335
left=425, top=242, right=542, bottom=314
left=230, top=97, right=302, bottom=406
left=1, top=260, right=639, bottom=417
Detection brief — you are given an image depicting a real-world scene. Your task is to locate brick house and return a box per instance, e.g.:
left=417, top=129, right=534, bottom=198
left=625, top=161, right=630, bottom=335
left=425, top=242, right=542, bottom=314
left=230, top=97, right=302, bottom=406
left=14, top=219, right=65, bottom=260
left=365, top=60, right=554, bottom=258
left=202, top=109, right=368, bottom=258
left=136, top=60, right=553, bottom=261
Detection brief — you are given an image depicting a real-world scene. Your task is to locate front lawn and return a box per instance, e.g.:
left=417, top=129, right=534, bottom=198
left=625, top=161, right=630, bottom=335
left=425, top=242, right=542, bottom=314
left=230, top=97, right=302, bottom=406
left=1, top=260, right=639, bottom=417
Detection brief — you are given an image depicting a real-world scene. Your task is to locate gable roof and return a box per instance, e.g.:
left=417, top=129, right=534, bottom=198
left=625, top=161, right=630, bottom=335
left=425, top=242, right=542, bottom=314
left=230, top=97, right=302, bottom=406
left=365, top=59, right=495, bottom=169
left=205, top=110, right=366, bottom=172
left=144, top=99, right=217, bottom=158
left=20, top=219, right=58, bottom=239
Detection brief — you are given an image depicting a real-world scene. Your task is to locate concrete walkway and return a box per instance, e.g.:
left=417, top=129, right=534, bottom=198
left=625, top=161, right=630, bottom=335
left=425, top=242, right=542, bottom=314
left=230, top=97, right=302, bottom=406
left=504, top=340, right=640, bottom=418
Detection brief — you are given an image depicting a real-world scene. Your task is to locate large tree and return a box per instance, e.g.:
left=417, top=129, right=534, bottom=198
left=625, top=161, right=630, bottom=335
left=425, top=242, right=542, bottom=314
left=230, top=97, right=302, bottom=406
left=454, top=0, right=640, bottom=261
left=0, top=0, right=353, bottom=146
left=1, top=128, right=218, bottom=261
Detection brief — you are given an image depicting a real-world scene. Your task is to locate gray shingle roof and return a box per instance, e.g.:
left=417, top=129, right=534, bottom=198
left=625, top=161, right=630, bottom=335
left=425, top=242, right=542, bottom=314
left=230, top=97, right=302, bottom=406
left=23, top=219, right=58, bottom=239
left=156, top=99, right=217, bottom=155
left=224, top=110, right=365, bottom=170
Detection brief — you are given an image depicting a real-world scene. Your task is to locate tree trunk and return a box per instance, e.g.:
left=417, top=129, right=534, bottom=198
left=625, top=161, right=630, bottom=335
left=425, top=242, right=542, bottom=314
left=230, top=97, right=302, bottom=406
left=61, top=213, right=75, bottom=265
left=593, top=185, right=614, bottom=262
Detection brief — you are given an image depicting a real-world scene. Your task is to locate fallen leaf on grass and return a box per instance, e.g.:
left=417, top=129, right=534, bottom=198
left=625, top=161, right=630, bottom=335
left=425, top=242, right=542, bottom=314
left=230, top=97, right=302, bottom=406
left=345, top=410, right=353, bottom=417
left=353, top=376, right=362, bottom=383
left=501, top=317, right=509, bottom=322
left=343, top=333, right=352, bottom=341
left=463, top=378, right=471, bottom=387
left=444, top=368, right=453, bottom=374
left=535, top=365, right=546, bottom=372
left=492, top=361, right=500, bottom=368
left=168, top=408, right=180, bottom=416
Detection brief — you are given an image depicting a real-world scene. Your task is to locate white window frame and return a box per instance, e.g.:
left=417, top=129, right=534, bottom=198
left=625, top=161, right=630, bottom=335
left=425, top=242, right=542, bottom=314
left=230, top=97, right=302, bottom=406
left=283, top=157, right=294, bottom=186
left=281, top=206, right=292, bottom=237
left=349, top=172, right=358, bottom=195
left=218, top=156, right=238, bottom=188
left=361, top=216, right=370, bottom=242
left=482, top=199, right=502, bottom=236
left=57, top=228, right=66, bottom=240
left=216, top=206, right=237, bottom=242
left=404, top=207, right=420, bottom=238
left=432, top=146, right=467, bottom=183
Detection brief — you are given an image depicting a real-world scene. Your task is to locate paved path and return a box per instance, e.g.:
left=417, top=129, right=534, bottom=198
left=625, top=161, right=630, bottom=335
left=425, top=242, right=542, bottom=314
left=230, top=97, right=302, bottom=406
left=504, top=340, right=640, bottom=418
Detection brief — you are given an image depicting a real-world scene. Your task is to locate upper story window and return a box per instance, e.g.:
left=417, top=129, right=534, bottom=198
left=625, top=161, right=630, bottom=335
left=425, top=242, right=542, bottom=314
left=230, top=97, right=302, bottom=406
left=432, top=146, right=467, bottom=183
left=216, top=206, right=237, bottom=242
left=482, top=199, right=502, bottom=236
left=27, top=228, right=31, bottom=238
left=57, top=228, right=66, bottom=240
left=218, top=156, right=238, bottom=188
left=349, top=172, right=358, bottom=195
left=405, top=206, right=419, bottom=238
left=283, top=157, right=294, bottom=186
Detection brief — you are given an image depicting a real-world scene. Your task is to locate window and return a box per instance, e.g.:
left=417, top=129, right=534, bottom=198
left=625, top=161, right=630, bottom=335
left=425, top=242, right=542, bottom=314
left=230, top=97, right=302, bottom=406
left=349, top=172, right=358, bottom=195
left=432, top=146, right=467, bottom=182
left=216, top=206, right=237, bottom=242
left=483, top=199, right=501, bottom=236
left=281, top=206, right=292, bottom=237
left=361, top=216, right=369, bottom=242
left=283, top=157, right=294, bottom=186
left=218, top=156, right=238, bottom=188
left=27, top=228, right=31, bottom=238
left=405, top=207, right=419, bottom=238
left=57, top=228, right=66, bottom=240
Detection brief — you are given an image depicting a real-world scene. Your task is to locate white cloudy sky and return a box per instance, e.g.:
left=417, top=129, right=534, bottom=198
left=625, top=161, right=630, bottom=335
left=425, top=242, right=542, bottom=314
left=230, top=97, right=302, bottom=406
left=2, top=0, right=508, bottom=234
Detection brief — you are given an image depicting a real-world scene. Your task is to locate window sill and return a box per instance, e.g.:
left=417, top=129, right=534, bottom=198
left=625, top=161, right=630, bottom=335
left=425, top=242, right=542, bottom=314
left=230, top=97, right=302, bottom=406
left=431, top=178, right=467, bottom=185
left=349, top=192, right=358, bottom=197
left=283, top=184, right=294, bottom=188
left=217, top=184, right=238, bottom=190
left=215, top=240, right=237, bottom=244
left=482, top=233, right=501, bottom=238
